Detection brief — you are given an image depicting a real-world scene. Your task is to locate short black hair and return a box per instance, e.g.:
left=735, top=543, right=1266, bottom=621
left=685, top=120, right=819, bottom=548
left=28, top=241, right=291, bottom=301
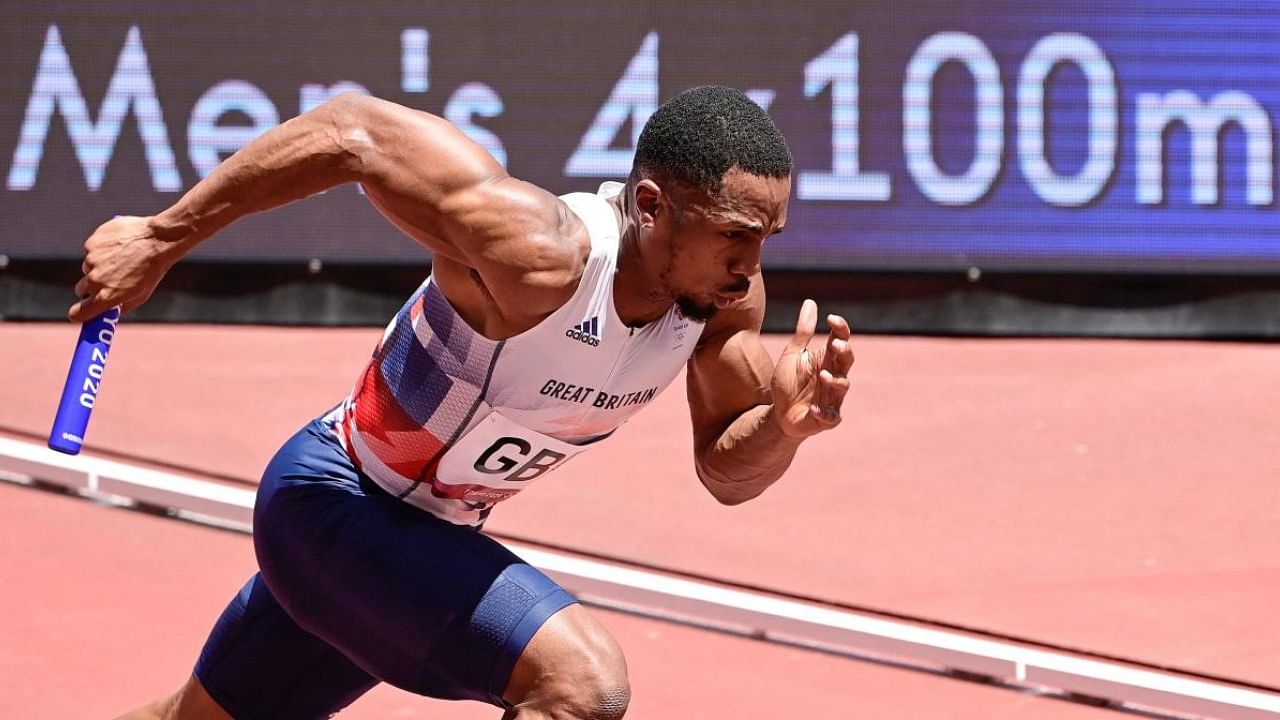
left=630, top=86, right=792, bottom=195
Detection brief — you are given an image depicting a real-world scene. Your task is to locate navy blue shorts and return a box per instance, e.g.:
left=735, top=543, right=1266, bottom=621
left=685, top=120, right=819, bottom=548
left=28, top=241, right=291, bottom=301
left=194, top=418, right=577, bottom=719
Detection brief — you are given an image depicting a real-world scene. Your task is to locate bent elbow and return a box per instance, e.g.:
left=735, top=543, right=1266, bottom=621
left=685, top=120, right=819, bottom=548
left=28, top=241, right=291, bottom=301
left=695, top=464, right=760, bottom=506
left=322, top=93, right=381, bottom=169
left=712, top=490, right=752, bottom=507
left=323, top=90, right=379, bottom=123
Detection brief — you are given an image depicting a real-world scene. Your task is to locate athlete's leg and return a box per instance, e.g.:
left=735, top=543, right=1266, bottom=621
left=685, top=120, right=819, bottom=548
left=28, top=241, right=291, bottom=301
left=119, top=605, right=633, bottom=720
left=190, top=572, right=379, bottom=719
left=501, top=604, right=630, bottom=720
left=144, top=415, right=603, bottom=718
left=116, top=570, right=379, bottom=720
left=242, top=416, right=584, bottom=710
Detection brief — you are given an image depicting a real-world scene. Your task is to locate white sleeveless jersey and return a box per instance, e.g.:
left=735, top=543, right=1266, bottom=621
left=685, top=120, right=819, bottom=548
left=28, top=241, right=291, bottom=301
left=329, top=182, right=705, bottom=526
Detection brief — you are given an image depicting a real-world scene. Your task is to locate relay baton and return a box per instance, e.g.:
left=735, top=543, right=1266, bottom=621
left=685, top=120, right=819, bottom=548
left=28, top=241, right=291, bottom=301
left=48, top=306, right=122, bottom=455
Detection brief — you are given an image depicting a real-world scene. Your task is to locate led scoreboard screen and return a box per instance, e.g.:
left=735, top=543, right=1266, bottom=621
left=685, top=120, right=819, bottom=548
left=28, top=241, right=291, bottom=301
left=2, top=1, right=1278, bottom=273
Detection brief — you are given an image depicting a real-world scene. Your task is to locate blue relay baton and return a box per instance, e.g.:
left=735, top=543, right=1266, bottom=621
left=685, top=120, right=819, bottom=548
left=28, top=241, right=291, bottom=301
left=48, top=306, right=122, bottom=455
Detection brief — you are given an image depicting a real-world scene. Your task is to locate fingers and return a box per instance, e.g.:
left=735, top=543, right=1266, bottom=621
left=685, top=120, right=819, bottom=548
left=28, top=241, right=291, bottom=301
left=71, top=275, right=135, bottom=321
left=785, top=298, right=818, bottom=360
left=70, top=263, right=126, bottom=321
left=70, top=271, right=99, bottom=321
left=73, top=274, right=92, bottom=299
left=70, top=216, right=145, bottom=321
left=776, top=309, right=852, bottom=436
left=71, top=262, right=109, bottom=320
left=818, top=366, right=851, bottom=408
left=809, top=365, right=851, bottom=423
left=827, top=313, right=851, bottom=341
left=812, top=316, right=853, bottom=428
left=805, top=404, right=843, bottom=430
left=821, top=313, right=855, bottom=378
left=68, top=289, right=115, bottom=323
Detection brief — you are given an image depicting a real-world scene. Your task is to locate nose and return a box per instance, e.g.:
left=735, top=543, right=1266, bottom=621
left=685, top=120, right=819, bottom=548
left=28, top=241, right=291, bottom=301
left=730, top=245, right=762, bottom=278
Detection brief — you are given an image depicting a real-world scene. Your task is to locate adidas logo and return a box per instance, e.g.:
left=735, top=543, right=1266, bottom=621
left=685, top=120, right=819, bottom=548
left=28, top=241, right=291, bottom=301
left=565, top=316, right=601, bottom=346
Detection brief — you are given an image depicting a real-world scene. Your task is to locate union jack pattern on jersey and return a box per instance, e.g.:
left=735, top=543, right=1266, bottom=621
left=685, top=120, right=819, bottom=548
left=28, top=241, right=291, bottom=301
left=338, top=280, right=502, bottom=504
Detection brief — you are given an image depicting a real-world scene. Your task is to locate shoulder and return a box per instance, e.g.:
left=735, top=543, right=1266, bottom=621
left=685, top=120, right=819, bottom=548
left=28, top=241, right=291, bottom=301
left=434, top=178, right=591, bottom=323
left=338, top=93, right=591, bottom=279
left=452, top=178, right=591, bottom=288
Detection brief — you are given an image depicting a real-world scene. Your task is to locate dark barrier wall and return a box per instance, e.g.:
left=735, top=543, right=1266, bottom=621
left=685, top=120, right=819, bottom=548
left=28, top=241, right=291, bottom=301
left=2, top=1, right=1279, bottom=273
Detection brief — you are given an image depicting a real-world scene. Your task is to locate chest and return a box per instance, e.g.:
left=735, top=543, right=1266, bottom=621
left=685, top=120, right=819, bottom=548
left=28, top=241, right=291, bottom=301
left=485, top=309, right=702, bottom=439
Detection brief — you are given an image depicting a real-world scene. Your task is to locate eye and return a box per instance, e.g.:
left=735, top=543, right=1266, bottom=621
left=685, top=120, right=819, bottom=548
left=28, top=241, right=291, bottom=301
left=723, top=230, right=746, bottom=241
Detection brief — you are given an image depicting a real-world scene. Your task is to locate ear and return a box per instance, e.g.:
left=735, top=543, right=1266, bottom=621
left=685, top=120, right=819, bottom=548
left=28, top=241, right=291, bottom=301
left=633, top=179, right=664, bottom=229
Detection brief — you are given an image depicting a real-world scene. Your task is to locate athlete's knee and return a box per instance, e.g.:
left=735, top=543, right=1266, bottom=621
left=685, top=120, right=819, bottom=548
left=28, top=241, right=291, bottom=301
left=507, top=609, right=631, bottom=720
left=586, top=683, right=632, bottom=720
left=559, top=656, right=631, bottom=720
left=537, top=642, right=630, bottom=719
left=536, top=670, right=630, bottom=720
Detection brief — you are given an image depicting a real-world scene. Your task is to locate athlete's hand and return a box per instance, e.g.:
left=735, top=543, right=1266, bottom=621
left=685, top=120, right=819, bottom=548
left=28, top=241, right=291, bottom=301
left=69, top=215, right=180, bottom=321
left=770, top=299, right=854, bottom=438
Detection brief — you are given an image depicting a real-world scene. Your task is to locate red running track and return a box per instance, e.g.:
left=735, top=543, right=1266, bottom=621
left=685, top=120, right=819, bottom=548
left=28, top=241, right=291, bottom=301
left=1, top=322, right=1277, bottom=716
left=0, top=480, right=1128, bottom=719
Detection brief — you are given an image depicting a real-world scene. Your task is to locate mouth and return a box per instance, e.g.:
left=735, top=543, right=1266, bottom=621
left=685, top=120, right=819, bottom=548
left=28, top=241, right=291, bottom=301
left=713, top=292, right=747, bottom=309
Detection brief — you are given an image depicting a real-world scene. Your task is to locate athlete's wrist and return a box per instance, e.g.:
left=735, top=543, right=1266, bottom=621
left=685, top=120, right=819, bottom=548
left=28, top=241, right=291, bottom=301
left=148, top=209, right=207, bottom=260
left=149, top=208, right=190, bottom=240
left=764, top=402, right=810, bottom=443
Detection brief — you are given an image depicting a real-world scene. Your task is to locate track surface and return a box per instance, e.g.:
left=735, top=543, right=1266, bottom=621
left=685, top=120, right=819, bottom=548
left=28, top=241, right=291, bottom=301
left=0, top=480, right=1132, bottom=719
left=1, top=322, right=1277, bottom=716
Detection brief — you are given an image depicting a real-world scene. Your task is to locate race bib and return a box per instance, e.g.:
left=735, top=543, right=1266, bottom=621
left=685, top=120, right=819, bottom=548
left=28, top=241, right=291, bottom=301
left=431, top=411, right=589, bottom=504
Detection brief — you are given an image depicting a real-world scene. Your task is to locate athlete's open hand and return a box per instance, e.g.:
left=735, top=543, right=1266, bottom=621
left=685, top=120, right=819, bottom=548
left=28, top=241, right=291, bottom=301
left=770, top=299, right=854, bottom=438
left=69, top=215, right=179, bottom=322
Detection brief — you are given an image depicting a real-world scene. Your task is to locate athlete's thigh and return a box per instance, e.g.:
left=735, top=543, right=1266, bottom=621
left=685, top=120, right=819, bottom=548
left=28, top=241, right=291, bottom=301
left=252, top=417, right=577, bottom=707
left=193, top=573, right=378, bottom=720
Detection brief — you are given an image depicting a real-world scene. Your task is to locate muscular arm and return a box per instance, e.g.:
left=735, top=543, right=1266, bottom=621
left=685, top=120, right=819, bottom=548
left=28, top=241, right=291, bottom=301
left=146, top=92, right=383, bottom=250
left=687, top=278, right=853, bottom=505
left=70, top=93, right=580, bottom=322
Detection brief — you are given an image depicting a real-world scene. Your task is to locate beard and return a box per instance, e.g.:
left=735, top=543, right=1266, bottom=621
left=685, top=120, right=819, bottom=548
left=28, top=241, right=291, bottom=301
left=675, top=294, right=718, bottom=323
left=673, top=276, right=750, bottom=323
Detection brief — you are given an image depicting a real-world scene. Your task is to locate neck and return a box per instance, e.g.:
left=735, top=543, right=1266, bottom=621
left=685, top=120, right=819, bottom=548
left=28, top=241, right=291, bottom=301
left=608, top=188, right=673, bottom=327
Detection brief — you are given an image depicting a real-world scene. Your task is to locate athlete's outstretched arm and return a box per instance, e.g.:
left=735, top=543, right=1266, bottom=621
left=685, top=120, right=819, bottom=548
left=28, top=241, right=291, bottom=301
left=686, top=280, right=854, bottom=505
left=69, top=93, right=579, bottom=321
